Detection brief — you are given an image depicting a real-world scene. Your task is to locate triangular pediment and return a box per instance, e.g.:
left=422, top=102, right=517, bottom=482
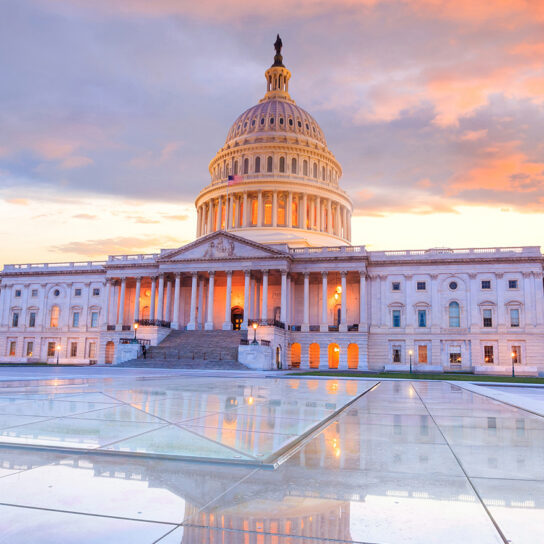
left=158, top=231, right=288, bottom=262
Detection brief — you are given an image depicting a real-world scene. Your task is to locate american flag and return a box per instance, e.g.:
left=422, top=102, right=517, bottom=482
left=228, top=175, right=243, bottom=186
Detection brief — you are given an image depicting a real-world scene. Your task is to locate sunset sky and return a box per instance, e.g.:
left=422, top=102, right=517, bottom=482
left=1, top=0, right=544, bottom=265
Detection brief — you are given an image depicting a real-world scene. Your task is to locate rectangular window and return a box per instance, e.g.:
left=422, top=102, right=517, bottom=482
left=47, top=342, right=56, bottom=357
left=508, top=280, right=518, bottom=289
left=90, top=311, right=99, bottom=328
left=14, top=289, right=21, bottom=297
left=510, top=308, right=520, bottom=327
left=418, top=345, right=428, bottom=363
left=511, top=345, right=521, bottom=365
left=449, top=346, right=462, bottom=365
left=29, top=312, right=36, bottom=328
left=12, top=312, right=19, bottom=327
left=26, top=341, right=33, bottom=357
left=92, top=288, right=100, bottom=296
left=9, top=341, right=16, bottom=356
left=484, top=345, right=494, bottom=364
left=483, top=309, right=493, bottom=328
left=481, top=280, right=491, bottom=289
left=392, top=282, right=401, bottom=291
left=72, top=312, right=80, bottom=328
left=74, top=288, right=82, bottom=296
left=416, top=281, right=426, bottom=291
left=70, top=342, right=77, bottom=357
left=88, top=342, right=96, bottom=359
left=417, top=310, right=427, bottom=328
left=392, top=310, right=401, bottom=328
left=31, top=289, right=38, bottom=297
left=392, top=347, right=401, bottom=363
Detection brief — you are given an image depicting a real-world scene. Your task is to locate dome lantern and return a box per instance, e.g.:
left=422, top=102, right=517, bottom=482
left=261, top=34, right=294, bottom=104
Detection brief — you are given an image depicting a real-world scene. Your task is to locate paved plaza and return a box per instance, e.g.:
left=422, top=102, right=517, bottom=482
left=0, top=368, right=542, bottom=543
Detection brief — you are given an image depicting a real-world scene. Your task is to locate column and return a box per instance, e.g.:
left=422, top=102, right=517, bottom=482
left=316, top=198, right=322, bottom=231
left=280, top=271, right=287, bottom=323
left=261, top=270, right=269, bottom=320
left=405, top=275, right=413, bottom=329
left=524, top=272, right=535, bottom=326
left=342, top=206, right=347, bottom=238
left=198, top=277, right=205, bottom=329
left=496, top=273, right=505, bottom=329
left=149, top=277, right=156, bottom=320
left=302, top=272, right=310, bottom=332
left=165, top=278, right=172, bottom=321
left=156, top=274, right=165, bottom=321
left=103, top=279, right=111, bottom=327
left=287, top=191, right=293, bottom=228
left=272, top=191, right=278, bottom=228
left=310, top=198, right=315, bottom=229
left=340, top=271, right=347, bottom=331
left=327, top=200, right=333, bottom=234
left=347, top=211, right=352, bottom=241
left=243, top=192, right=248, bottom=227
left=257, top=191, right=263, bottom=226
left=468, top=273, right=478, bottom=329
left=217, top=195, right=223, bottom=230
left=535, top=273, right=544, bottom=325
left=302, top=193, right=308, bottom=229
left=133, top=277, right=141, bottom=323
left=359, top=272, right=367, bottom=330
left=187, top=272, right=198, bottom=330
left=242, top=270, right=250, bottom=329
left=196, top=207, right=201, bottom=237
left=205, top=271, right=215, bottom=330
left=250, top=276, right=256, bottom=319
left=172, top=273, right=181, bottom=329
left=223, top=271, right=233, bottom=330
left=116, top=277, right=126, bottom=329
left=335, top=204, right=341, bottom=236
left=207, top=201, right=213, bottom=233
left=320, top=272, right=328, bottom=331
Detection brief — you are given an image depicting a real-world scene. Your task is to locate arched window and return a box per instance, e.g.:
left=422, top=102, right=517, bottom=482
left=303, top=160, right=308, bottom=176
left=309, top=343, right=320, bottom=369
left=243, top=158, right=249, bottom=175
left=50, top=306, right=60, bottom=328
left=348, top=344, right=359, bottom=369
left=328, top=343, right=340, bottom=369
left=290, top=343, right=301, bottom=368
left=449, top=302, right=460, bottom=328
left=264, top=196, right=272, bottom=225
left=279, top=157, right=285, bottom=173
left=255, top=157, right=261, bottom=173
left=233, top=161, right=238, bottom=176
left=267, top=156, right=273, bottom=173
left=291, top=158, right=297, bottom=174
left=313, top=163, right=318, bottom=178
left=322, top=166, right=326, bottom=180
left=223, top=161, right=227, bottom=178
left=277, top=195, right=286, bottom=226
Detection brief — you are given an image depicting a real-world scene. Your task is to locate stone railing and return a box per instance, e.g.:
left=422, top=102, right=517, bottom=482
left=107, top=254, right=158, bottom=264
left=135, top=319, right=171, bottom=328
left=290, top=245, right=366, bottom=256
left=369, top=246, right=541, bottom=261
left=3, top=261, right=107, bottom=272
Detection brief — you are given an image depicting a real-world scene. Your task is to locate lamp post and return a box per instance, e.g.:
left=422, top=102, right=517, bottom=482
left=55, top=344, right=61, bottom=366
left=511, top=351, right=516, bottom=378
left=133, top=322, right=139, bottom=341
left=252, top=322, right=258, bottom=345
left=408, top=349, right=413, bottom=374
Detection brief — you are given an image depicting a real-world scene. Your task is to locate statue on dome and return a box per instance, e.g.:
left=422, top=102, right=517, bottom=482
left=272, top=34, right=284, bottom=67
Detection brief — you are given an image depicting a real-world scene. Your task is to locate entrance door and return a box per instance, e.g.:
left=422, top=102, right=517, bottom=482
left=105, top=341, right=115, bottom=364
left=231, top=307, right=243, bottom=330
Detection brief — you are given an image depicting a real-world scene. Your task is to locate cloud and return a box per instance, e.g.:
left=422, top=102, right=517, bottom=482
left=60, top=156, right=94, bottom=169
left=5, top=198, right=29, bottom=206
left=125, top=215, right=161, bottom=224
left=162, top=213, right=189, bottom=221
left=72, top=213, right=97, bottom=219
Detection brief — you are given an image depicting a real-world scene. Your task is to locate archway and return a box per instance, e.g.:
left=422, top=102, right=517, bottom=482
left=309, top=343, right=320, bottom=369
left=347, top=343, right=359, bottom=369
left=290, top=343, right=301, bottom=368
left=105, top=341, right=115, bottom=364
left=141, top=306, right=150, bottom=320
left=328, top=343, right=340, bottom=369
left=275, top=345, right=282, bottom=369
left=231, top=306, right=243, bottom=330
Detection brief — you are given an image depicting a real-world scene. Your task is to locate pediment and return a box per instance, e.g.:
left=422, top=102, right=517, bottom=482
left=158, top=231, right=287, bottom=262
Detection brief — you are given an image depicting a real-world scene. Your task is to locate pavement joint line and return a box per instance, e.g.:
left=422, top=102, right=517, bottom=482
left=410, top=382, right=510, bottom=544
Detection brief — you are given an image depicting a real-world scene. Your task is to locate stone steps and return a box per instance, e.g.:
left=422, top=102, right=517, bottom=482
left=117, top=358, right=249, bottom=370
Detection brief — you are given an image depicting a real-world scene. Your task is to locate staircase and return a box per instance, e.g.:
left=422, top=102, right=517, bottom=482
left=117, top=329, right=250, bottom=370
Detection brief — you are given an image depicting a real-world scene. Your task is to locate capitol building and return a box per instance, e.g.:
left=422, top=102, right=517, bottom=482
left=1, top=38, right=543, bottom=375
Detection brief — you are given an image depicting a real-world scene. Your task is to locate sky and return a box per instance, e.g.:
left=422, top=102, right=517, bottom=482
left=1, top=0, right=543, bottom=265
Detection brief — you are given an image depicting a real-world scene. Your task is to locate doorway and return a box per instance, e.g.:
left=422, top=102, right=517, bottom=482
left=231, top=306, right=243, bottom=330
left=105, top=341, right=115, bottom=364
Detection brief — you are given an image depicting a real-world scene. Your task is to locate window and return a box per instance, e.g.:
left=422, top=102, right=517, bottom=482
left=50, top=306, right=60, bottom=327
left=508, top=279, right=518, bottom=289
left=47, top=342, right=56, bottom=357
left=510, top=308, right=520, bottom=327
left=54, top=289, right=60, bottom=296
left=72, top=312, right=80, bottom=328
left=74, top=288, right=82, bottom=296
left=92, top=288, right=100, bottom=296
left=449, top=346, right=461, bottom=365
left=269, top=117, right=274, bottom=125
left=255, top=157, right=260, bottom=173
left=303, top=160, right=308, bottom=176
left=31, top=289, right=38, bottom=297
left=279, top=157, right=285, bottom=173
left=511, top=345, right=521, bottom=365
left=481, top=280, right=491, bottom=290
left=266, top=156, right=273, bottom=173
left=9, top=341, right=16, bottom=356
left=70, top=342, right=77, bottom=357
left=392, top=347, right=401, bottom=363
left=291, top=158, right=297, bottom=174
left=418, top=345, right=428, bottom=364
left=26, top=341, right=33, bottom=357
left=484, top=345, right=494, bottom=363
left=483, top=309, right=493, bottom=327
left=312, top=162, right=317, bottom=178
left=233, top=160, right=238, bottom=175
left=29, top=312, right=36, bottom=328
left=12, top=312, right=19, bottom=327
left=14, top=289, right=21, bottom=297
left=88, top=342, right=96, bottom=359
left=243, top=158, right=249, bottom=174
left=392, top=310, right=401, bottom=328
left=417, top=309, right=427, bottom=328
left=449, top=281, right=458, bottom=290
left=449, top=302, right=460, bottom=327
left=416, top=281, right=426, bottom=291
left=392, top=282, right=401, bottom=291
left=91, top=311, right=99, bottom=328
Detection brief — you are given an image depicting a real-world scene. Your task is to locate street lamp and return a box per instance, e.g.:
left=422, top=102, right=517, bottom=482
left=511, top=351, right=516, bottom=378
left=408, top=349, right=413, bottom=374
left=55, top=344, right=61, bottom=366
left=252, top=322, right=258, bottom=345
left=133, top=322, right=139, bottom=340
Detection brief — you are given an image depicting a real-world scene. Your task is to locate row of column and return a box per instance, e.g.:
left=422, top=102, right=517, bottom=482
left=196, top=191, right=351, bottom=241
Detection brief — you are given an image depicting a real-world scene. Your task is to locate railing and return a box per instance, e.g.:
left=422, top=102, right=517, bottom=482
left=260, top=339, right=271, bottom=346
left=248, top=319, right=285, bottom=329
left=107, top=325, right=116, bottom=331
left=369, top=246, right=541, bottom=260
left=289, top=325, right=301, bottom=331
left=107, top=254, right=158, bottom=264
left=240, top=338, right=271, bottom=347
left=3, top=260, right=107, bottom=272
left=289, top=245, right=366, bottom=256
left=348, top=324, right=359, bottom=332
left=136, top=319, right=171, bottom=328
left=328, top=325, right=339, bottom=332
left=309, top=325, right=320, bottom=332
left=120, top=338, right=150, bottom=345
